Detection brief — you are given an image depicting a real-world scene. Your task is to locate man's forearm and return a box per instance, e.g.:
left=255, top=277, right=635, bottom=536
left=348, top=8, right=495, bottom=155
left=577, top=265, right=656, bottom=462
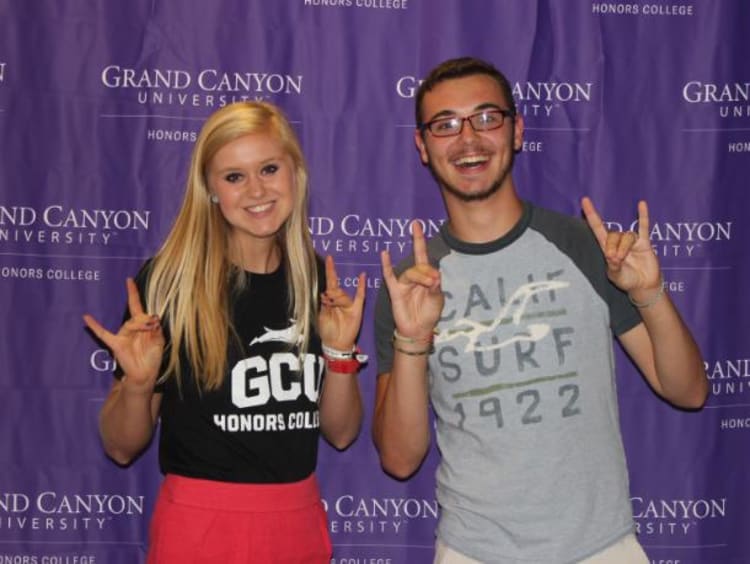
left=625, top=290, right=708, bottom=408
left=374, top=354, right=432, bottom=478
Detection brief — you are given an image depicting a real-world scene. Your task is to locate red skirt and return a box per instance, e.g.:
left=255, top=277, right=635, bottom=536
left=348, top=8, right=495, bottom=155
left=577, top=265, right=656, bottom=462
left=147, top=473, right=332, bottom=563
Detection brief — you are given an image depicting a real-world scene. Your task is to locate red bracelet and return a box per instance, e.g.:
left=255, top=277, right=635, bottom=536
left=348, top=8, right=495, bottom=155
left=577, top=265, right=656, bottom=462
left=325, top=357, right=362, bottom=374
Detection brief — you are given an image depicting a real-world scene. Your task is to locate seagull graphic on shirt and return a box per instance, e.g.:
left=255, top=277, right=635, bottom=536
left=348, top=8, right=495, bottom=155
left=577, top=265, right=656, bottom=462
left=436, top=280, right=570, bottom=353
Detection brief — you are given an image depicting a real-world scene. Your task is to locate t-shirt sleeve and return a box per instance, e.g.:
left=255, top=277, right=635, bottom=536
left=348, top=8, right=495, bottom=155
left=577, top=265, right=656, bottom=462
left=607, top=277, right=642, bottom=337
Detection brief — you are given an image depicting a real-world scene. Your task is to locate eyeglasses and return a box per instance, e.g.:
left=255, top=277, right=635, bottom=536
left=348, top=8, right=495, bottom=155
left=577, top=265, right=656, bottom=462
left=419, top=109, right=515, bottom=137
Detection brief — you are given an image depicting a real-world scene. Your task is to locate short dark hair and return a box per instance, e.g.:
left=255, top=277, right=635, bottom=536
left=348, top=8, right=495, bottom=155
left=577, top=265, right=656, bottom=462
left=415, top=57, right=516, bottom=127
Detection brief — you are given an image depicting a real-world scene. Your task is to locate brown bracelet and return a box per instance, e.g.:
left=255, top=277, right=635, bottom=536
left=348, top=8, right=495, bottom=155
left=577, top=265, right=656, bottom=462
left=394, top=344, right=434, bottom=356
left=393, top=328, right=436, bottom=344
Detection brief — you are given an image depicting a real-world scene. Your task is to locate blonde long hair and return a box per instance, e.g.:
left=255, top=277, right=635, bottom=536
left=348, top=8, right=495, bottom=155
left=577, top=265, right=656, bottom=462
left=145, top=101, right=318, bottom=390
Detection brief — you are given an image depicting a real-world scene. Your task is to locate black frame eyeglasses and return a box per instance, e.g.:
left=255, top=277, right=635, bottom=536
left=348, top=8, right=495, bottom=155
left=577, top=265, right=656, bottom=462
left=419, top=109, right=516, bottom=137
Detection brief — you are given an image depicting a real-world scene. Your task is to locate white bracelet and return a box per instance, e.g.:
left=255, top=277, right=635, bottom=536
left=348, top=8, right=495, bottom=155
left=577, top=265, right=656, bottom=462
left=321, top=343, right=369, bottom=363
left=321, top=343, right=355, bottom=359
left=628, top=276, right=665, bottom=308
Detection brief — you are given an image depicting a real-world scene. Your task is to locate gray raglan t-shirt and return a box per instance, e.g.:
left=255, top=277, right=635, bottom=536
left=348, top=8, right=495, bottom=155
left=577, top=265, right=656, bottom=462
left=374, top=202, right=643, bottom=563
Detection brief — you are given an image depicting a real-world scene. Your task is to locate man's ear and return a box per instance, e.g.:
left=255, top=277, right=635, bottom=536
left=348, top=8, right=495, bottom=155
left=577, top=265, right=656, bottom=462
left=414, top=128, right=429, bottom=165
left=512, top=114, right=525, bottom=153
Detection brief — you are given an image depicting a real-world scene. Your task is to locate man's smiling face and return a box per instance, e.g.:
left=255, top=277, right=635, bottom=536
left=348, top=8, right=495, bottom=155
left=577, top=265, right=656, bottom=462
left=415, top=74, right=523, bottom=203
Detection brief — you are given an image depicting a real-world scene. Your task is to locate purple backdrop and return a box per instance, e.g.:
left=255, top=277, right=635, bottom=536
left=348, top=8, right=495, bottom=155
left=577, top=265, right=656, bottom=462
left=1, top=1, right=749, bottom=563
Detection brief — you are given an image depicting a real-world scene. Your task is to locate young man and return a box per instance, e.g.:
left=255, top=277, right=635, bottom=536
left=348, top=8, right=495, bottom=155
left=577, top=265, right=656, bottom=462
left=373, top=57, right=707, bottom=563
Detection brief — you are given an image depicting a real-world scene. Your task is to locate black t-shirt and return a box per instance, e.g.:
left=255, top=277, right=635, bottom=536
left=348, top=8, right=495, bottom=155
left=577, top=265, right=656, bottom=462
left=122, top=261, right=325, bottom=483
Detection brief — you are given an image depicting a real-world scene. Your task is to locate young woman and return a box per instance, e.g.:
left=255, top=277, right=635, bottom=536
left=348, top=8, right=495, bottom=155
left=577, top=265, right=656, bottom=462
left=84, top=101, right=365, bottom=563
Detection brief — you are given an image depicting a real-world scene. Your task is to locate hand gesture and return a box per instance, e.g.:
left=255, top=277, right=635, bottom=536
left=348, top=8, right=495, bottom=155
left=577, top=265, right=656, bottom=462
left=380, top=221, right=444, bottom=340
left=318, top=256, right=366, bottom=351
left=581, top=197, right=661, bottom=294
left=83, top=278, right=165, bottom=394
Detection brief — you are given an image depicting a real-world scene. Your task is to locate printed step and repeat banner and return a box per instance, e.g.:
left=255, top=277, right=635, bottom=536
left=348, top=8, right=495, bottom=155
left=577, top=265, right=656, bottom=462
left=1, top=1, right=748, bottom=563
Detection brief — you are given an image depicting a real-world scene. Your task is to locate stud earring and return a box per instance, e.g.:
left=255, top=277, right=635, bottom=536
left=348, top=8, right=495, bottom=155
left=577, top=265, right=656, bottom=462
left=210, top=194, right=219, bottom=203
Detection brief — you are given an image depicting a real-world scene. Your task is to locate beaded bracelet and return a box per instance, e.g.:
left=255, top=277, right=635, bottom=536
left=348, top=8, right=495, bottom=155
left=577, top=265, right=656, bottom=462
left=628, top=276, right=665, bottom=308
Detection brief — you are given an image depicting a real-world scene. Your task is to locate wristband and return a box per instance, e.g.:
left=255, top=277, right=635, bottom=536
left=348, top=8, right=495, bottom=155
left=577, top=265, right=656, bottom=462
left=322, top=344, right=368, bottom=373
left=628, top=276, right=665, bottom=308
left=325, top=357, right=362, bottom=374
left=322, top=343, right=362, bottom=360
